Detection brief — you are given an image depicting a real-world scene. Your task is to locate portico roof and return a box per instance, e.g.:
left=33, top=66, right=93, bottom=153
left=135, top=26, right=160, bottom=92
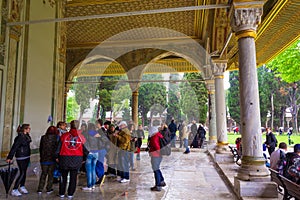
left=65, top=0, right=300, bottom=76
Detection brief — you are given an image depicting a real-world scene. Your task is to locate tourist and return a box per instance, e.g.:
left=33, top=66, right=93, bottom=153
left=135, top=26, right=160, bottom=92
left=168, top=119, right=177, bottom=148
left=181, top=122, right=190, bottom=154
left=6, top=124, right=32, bottom=197
left=283, top=144, right=300, bottom=182
left=264, top=127, right=277, bottom=156
left=37, top=126, right=59, bottom=194
left=270, top=142, right=287, bottom=174
left=148, top=126, right=166, bottom=192
left=56, top=120, right=88, bottom=199
left=136, top=124, right=145, bottom=160
left=106, top=124, right=118, bottom=177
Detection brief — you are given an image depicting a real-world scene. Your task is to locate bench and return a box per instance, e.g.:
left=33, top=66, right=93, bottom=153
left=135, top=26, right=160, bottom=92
left=269, top=168, right=285, bottom=195
left=279, top=174, right=300, bottom=200
left=228, top=146, right=241, bottom=166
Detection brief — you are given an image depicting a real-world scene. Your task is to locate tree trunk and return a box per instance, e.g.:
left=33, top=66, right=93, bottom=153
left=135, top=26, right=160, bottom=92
left=271, top=93, right=274, bottom=130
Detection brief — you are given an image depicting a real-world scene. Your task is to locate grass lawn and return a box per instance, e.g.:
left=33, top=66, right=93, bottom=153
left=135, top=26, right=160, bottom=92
left=227, top=132, right=300, bottom=147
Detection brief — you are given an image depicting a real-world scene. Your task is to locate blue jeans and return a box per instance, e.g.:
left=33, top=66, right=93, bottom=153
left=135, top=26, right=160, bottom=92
left=130, top=152, right=134, bottom=169
left=170, top=133, right=176, bottom=147
left=151, top=157, right=164, bottom=186
left=118, top=150, right=130, bottom=179
left=183, top=138, right=190, bottom=152
left=85, top=152, right=98, bottom=187
left=96, top=149, right=107, bottom=179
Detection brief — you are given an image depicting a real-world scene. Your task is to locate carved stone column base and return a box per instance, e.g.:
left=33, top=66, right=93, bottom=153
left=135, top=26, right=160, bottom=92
left=237, top=156, right=270, bottom=181
left=214, top=152, right=233, bottom=163
left=215, top=143, right=228, bottom=154
left=208, top=136, right=217, bottom=144
left=234, top=177, right=278, bottom=198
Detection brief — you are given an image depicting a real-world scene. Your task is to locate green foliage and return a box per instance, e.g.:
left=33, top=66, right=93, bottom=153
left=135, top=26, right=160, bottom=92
left=227, top=71, right=240, bottom=125
left=138, top=82, right=167, bottom=125
left=73, top=77, right=97, bottom=115
left=66, top=94, right=80, bottom=122
left=267, top=40, right=300, bottom=83
left=179, top=73, right=208, bottom=123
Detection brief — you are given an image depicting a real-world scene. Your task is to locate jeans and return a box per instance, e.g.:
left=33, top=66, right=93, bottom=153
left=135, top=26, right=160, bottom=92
left=118, top=150, right=130, bottom=179
left=14, top=158, right=30, bottom=190
left=151, top=157, right=164, bottom=186
left=38, top=163, right=55, bottom=191
left=130, top=152, right=134, bottom=169
left=170, top=133, right=176, bottom=147
left=183, top=138, right=190, bottom=152
left=85, top=153, right=98, bottom=187
left=96, top=149, right=107, bottom=179
left=59, top=169, right=78, bottom=196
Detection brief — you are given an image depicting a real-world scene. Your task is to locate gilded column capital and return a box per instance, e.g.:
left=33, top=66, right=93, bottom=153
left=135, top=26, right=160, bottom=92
left=229, top=1, right=264, bottom=37
left=212, top=61, right=227, bottom=77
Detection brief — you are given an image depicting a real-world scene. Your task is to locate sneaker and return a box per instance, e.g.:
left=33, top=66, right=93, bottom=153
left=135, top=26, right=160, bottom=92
left=150, top=186, right=162, bottom=191
left=119, top=178, right=130, bottom=183
left=82, top=187, right=93, bottom=191
left=20, top=186, right=29, bottom=194
left=11, top=189, right=22, bottom=197
left=46, top=189, right=53, bottom=194
left=37, top=190, right=42, bottom=195
left=160, top=181, right=166, bottom=187
left=67, top=195, right=73, bottom=199
left=58, top=194, right=65, bottom=198
left=92, top=186, right=95, bottom=189
left=183, top=151, right=190, bottom=154
left=116, top=176, right=122, bottom=182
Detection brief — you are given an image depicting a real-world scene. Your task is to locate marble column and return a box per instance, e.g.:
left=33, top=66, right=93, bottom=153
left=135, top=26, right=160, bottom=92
left=206, top=79, right=217, bottom=144
left=132, top=91, right=139, bottom=128
left=213, top=61, right=228, bottom=153
left=230, top=2, right=277, bottom=198
left=1, top=25, right=22, bottom=158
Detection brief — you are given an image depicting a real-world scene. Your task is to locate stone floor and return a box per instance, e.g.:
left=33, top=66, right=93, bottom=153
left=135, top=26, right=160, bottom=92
left=0, top=147, right=282, bottom=200
left=0, top=148, right=239, bottom=200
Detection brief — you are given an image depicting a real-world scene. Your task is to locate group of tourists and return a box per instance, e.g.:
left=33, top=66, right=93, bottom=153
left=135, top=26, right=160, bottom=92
left=5, top=118, right=179, bottom=198
left=270, top=142, right=300, bottom=184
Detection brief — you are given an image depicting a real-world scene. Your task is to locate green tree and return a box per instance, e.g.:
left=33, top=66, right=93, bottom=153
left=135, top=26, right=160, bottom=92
left=267, top=40, right=300, bottom=83
left=73, top=77, right=97, bottom=122
left=138, top=83, right=167, bottom=126
left=66, top=94, right=80, bottom=122
left=267, top=40, right=300, bottom=132
left=167, top=74, right=181, bottom=123
left=227, top=71, right=240, bottom=126
left=179, top=72, right=207, bottom=123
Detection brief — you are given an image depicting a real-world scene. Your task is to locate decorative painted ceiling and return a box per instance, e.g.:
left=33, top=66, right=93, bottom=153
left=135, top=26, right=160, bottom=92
left=65, top=0, right=300, bottom=76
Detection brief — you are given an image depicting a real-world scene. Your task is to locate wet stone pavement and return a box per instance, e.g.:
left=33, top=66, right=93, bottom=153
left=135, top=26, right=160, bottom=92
left=0, top=149, right=238, bottom=200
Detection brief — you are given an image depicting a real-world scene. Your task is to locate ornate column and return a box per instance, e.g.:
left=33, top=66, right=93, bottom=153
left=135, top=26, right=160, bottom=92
left=206, top=79, right=217, bottom=145
left=132, top=91, right=139, bottom=128
left=230, top=1, right=277, bottom=198
left=1, top=0, right=24, bottom=158
left=213, top=60, right=228, bottom=153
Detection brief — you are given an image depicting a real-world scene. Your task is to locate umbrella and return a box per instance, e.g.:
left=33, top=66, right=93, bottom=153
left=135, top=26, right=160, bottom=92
left=0, top=162, right=18, bottom=198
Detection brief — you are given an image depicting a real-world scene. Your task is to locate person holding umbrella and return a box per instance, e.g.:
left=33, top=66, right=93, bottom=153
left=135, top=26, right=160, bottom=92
left=6, top=124, right=32, bottom=197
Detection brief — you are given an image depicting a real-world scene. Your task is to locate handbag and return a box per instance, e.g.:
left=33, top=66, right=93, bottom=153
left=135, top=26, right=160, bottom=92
left=160, top=137, right=171, bottom=156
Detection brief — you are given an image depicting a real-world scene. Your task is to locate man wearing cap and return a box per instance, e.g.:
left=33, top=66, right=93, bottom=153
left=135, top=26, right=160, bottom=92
left=114, top=121, right=131, bottom=183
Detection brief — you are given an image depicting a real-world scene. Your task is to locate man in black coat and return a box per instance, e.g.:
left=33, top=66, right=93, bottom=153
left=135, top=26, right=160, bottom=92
left=265, top=127, right=277, bottom=156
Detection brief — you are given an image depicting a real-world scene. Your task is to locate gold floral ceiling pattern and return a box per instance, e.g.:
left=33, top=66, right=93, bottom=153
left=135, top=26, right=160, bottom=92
left=66, top=0, right=199, bottom=48
left=65, top=0, right=300, bottom=75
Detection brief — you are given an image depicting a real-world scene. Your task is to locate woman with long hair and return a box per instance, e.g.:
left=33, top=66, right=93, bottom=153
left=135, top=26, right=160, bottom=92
left=6, top=124, right=32, bottom=197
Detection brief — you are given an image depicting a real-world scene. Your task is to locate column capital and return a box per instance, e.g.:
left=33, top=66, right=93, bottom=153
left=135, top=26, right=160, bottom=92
left=229, top=1, right=264, bottom=37
left=212, top=61, right=227, bottom=77
left=205, top=79, right=215, bottom=92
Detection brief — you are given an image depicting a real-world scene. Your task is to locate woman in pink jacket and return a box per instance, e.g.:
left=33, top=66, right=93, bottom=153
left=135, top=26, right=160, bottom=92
left=148, top=127, right=166, bottom=192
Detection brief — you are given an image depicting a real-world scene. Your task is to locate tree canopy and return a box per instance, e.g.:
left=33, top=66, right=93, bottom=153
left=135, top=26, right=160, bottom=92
left=267, top=40, right=300, bottom=83
left=179, top=72, right=208, bottom=123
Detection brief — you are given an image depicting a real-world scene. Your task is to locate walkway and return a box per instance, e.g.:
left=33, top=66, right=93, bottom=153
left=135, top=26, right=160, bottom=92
left=0, top=149, right=238, bottom=200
